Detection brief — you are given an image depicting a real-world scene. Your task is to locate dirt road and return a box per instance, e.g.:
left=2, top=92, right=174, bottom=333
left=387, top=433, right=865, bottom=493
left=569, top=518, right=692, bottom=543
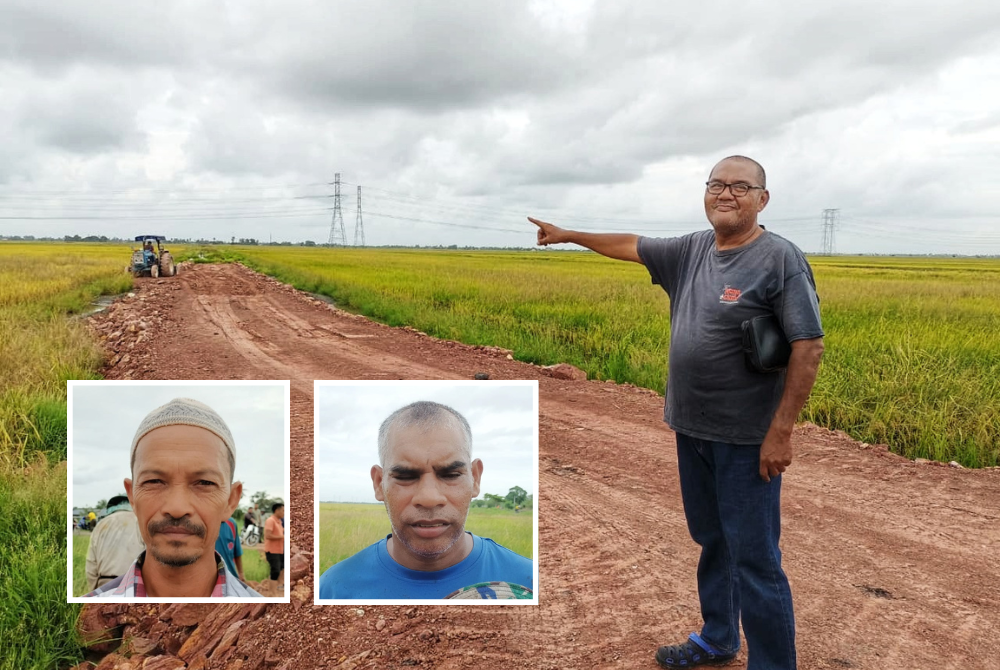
left=88, top=263, right=1000, bottom=670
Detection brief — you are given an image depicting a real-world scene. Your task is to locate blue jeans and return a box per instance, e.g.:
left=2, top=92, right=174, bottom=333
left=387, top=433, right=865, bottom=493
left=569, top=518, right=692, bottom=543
left=675, top=432, right=796, bottom=670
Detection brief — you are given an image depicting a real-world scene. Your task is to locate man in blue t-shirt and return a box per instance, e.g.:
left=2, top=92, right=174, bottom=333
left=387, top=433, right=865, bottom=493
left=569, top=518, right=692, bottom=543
left=318, top=401, right=533, bottom=599
left=529, top=156, right=824, bottom=670
left=215, top=517, right=244, bottom=583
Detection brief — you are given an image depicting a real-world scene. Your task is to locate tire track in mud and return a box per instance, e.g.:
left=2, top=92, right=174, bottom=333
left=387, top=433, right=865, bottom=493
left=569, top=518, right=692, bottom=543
left=193, top=293, right=460, bottom=383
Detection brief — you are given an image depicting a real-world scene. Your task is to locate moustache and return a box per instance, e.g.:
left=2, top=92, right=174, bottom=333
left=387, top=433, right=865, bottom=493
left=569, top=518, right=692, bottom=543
left=148, top=515, right=206, bottom=538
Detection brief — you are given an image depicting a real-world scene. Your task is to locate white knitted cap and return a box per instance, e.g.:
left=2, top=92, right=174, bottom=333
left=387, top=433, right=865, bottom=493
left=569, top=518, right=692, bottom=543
left=130, top=397, right=236, bottom=463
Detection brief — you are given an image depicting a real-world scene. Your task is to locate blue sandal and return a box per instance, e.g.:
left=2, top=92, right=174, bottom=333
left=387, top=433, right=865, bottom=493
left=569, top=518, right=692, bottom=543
left=655, top=633, right=737, bottom=668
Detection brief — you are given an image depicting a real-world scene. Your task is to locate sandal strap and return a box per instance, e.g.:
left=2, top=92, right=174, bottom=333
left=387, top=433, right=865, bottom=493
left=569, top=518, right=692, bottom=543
left=688, top=632, right=723, bottom=655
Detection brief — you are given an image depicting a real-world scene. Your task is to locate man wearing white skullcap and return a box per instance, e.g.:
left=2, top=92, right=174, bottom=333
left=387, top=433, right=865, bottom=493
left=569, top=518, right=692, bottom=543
left=85, top=398, right=262, bottom=598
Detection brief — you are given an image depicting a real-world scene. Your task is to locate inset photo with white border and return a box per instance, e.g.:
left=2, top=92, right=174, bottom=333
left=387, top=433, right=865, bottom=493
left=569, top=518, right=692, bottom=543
left=314, top=380, right=538, bottom=605
left=68, top=380, right=290, bottom=603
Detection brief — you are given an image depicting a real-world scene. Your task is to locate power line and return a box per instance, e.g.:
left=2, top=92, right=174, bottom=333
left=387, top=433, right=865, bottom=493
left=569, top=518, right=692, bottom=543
left=361, top=209, right=526, bottom=233
left=0, top=193, right=327, bottom=205
left=0, top=181, right=328, bottom=195
left=0, top=209, right=332, bottom=221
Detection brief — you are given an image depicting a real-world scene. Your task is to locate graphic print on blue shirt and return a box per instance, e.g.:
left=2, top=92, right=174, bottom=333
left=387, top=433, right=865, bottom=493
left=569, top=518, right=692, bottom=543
left=318, top=533, right=533, bottom=599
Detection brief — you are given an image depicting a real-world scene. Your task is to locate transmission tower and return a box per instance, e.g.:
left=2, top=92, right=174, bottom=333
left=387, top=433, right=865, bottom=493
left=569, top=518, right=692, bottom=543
left=354, top=185, right=365, bottom=246
left=821, top=208, right=839, bottom=255
left=327, top=173, right=347, bottom=246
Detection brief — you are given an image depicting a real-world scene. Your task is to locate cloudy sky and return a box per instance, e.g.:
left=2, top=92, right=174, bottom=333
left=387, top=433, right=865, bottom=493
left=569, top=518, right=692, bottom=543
left=2, top=1, right=999, bottom=254
left=70, top=382, right=287, bottom=509
left=315, top=382, right=536, bottom=504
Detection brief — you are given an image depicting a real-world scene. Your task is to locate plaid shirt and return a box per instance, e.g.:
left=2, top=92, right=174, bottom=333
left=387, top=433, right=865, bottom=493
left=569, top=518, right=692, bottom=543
left=84, top=551, right=261, bottom=598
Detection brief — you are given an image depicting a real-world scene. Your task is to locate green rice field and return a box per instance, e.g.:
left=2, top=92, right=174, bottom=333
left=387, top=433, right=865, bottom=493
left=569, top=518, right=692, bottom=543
left=0, top=243, right=134, bottom=468
left=318, top=502, right=533, bottom=574
left=0, top=242, right=137, bottom=670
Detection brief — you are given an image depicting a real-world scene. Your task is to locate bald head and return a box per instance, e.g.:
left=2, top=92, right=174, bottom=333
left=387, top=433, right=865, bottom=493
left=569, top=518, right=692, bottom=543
left=711, top=155, right=766, bottom=188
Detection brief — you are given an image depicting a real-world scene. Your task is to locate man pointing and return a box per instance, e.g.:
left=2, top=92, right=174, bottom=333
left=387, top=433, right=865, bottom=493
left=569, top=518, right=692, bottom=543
left=530, top=156, right=823, bottom=669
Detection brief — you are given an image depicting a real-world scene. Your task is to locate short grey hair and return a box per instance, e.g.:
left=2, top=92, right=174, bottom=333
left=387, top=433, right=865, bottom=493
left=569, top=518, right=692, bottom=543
left=377, top=401, right=473, bottom=467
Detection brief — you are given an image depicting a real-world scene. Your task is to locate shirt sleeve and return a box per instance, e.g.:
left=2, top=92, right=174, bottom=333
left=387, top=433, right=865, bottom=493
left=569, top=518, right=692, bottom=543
left=85, top=526, right=100, bottom=590
left=778, top=265, right=824, bottom=342
left=636, top=235, right=686, bottom=295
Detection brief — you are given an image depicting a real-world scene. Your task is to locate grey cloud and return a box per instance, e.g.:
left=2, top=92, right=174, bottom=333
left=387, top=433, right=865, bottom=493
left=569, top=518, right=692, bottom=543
left=0, top=1, right=207, bottom=72
left=222, top=1, right=582, bottom=113
left=951, top=113, right=1000, bottom=134
left=19, top=83, right=143, bottom=154
left=2, top=0, right=999, bottom=253
left=584, top=1, right=1000, bottom=76
left=756, top=2, right=1000, bottom=74
left=451, top=0, right=1000, bottom=190
left=184, top=100, right=433, bottom=181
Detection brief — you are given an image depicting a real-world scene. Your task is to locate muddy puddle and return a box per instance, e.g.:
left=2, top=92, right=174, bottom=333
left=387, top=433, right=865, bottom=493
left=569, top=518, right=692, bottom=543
left=306, top=291, right=337, bottom=307
left=77, top=293, right=129, bottom=318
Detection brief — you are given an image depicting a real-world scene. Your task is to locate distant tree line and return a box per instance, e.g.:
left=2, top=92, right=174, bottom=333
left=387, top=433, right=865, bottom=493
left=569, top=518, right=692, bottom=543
left=0, top=235, right=538, bottom=250
left=470, top=486, right=532, bottom=510
left=1, top=235, right=996, bottom=256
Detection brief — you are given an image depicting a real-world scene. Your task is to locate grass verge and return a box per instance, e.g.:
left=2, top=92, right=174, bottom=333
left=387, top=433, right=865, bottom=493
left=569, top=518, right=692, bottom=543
left=0, top=242, right=137, bottom=669
left=0, top=459, right=81, bottom=670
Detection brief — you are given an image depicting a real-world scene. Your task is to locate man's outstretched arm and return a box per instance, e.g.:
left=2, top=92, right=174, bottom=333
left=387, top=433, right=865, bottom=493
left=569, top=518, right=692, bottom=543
left=528, top=217, right=642, bottom=263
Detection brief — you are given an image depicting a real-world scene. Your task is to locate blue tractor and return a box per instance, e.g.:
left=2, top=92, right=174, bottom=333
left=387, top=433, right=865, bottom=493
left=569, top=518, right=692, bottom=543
left=129, top=235, right=177, bottom=278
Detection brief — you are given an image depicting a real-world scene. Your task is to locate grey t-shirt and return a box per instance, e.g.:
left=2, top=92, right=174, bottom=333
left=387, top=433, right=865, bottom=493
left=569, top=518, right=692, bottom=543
left=637, top=229, right=824, bottom=444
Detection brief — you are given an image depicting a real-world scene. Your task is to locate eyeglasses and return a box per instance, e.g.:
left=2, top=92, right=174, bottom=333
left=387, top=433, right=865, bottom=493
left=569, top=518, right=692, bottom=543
left=705, top=181, right=765, bottom=197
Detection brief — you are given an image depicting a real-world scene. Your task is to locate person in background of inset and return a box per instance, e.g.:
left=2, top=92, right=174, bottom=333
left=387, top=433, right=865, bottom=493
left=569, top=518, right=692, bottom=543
left=85, top=495, right=145, bottom=591
left=84, top=397, right=262, bottom=598
left=529, top=156, right=824, bottom=670
left=263, top=502, right=285, bottom=596
left=243, top=504, right=259, bottom=541
left=318, top=401, right=533, bottom=599
left=215, top=517, right=245, bottom=583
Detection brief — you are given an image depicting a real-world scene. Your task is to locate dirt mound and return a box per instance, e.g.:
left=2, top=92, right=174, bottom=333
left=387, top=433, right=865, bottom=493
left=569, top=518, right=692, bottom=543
left=78, top=263, right=1000, bottom=670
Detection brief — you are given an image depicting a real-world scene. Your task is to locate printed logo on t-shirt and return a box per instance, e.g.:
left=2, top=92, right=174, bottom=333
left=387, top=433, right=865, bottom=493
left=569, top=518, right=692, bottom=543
left=720, top=285, right=742, bottom=304
left=228, top=542, right=234, bottom=550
